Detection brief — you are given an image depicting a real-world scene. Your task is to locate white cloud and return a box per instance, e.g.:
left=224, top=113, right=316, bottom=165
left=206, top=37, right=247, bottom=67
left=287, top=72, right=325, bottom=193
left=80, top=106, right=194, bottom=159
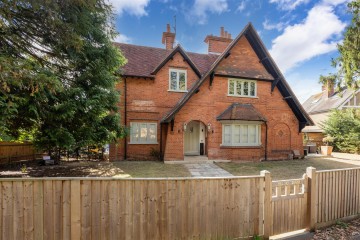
left=187, top=0, right=228, bottom=25
left=269, top=4, right=346, bottom=73
left=285, top=72, right=322, bottom=103
left=114, top=34, right=132, bottom=43
left=108, top=0, right=150, bottom=16
left=270, top=0, right=310, bottom=11
left=237, top=0, right=247, bottom=12
left=263, top=19, right=286, bottom=31
left=322, top=0, right=350, bottom=6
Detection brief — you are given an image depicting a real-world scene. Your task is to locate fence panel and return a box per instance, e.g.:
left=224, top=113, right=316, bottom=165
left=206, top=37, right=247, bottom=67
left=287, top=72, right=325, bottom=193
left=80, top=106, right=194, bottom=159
left=270, top=176, right=309, bottom=235
left=0, top=142, right=41, bottom=164
left=0, top=176, right=265, bottom=240
left=316, top=168, right=360, bottom=228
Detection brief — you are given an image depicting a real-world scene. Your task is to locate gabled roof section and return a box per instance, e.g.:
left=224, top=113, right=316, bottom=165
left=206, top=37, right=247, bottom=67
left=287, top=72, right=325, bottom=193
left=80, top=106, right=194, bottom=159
left=303, top=88, right=358, bottom=114
left=151, top=45, right=202, bottom=78
left=114, top=43, right=218, bottom=78
left=161, top=23, right=314, bottom=129
left=217, top=103, right=267, bottom=122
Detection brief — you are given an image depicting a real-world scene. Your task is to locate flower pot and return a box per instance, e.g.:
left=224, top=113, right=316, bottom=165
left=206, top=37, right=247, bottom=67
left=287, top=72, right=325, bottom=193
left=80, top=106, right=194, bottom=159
left=321, top=146, right=333, bottom=156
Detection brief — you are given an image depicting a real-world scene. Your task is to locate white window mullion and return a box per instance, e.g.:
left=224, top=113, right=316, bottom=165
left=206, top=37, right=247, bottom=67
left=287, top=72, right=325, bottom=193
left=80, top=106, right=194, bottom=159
left=130, top=122, right=157, bottom=144
left=228, top=79, right=257, bottom=97
left=222, top=123, right=261, bottom=146
left=169, top=69, right=187, bottom=92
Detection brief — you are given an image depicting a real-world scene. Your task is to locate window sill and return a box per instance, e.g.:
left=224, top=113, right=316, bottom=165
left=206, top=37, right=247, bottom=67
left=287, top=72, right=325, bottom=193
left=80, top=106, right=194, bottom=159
left=128, top=142, right=158, bottom=145
left=168, top=90, right=188, bottom=93
left=227, top=95, right=258, bottom=98
left=220, top=145, right=262, bottom=149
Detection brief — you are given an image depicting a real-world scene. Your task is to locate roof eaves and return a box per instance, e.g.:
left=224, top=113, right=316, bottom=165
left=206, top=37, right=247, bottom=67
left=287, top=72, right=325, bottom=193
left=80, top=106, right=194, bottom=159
left=245, top=24, right=314, bottom=126
left=161, top=23, right=252, bottom=123
left=338, top=88, right=360, bottom=109
left=122, top=74, right=155, bottom=79
left=151, top=45, right=202, bottom=78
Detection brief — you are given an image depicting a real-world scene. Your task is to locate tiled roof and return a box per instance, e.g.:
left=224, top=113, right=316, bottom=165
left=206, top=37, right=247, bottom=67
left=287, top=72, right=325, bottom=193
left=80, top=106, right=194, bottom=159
left=216, top=103, right=267, bottom=122
left=302, top=88, right=355, bottom=114
left=114, top=43, right=218, bottom=77
left=161, top=23, right=313, bottom=130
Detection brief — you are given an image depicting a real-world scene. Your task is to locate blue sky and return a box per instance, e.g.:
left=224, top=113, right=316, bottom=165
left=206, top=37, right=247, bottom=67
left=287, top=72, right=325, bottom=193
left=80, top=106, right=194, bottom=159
left=110, top=0, right=352, bottom=103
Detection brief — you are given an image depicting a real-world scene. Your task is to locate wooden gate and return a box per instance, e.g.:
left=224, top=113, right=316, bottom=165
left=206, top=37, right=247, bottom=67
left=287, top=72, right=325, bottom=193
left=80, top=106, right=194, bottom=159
left=270, top=176, right=309, bottom=235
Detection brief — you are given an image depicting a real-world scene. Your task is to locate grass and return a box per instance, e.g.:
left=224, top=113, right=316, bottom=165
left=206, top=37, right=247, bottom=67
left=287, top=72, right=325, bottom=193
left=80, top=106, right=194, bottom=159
left=112, top=161, right=191, bottom=178
left=216, top=158, right=359, bottom=180
left=0, top=160, right=191, bottom=178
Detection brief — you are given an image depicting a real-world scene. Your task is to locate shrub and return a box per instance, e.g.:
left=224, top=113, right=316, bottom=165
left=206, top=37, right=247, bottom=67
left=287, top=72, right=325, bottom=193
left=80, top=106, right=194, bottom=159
left=322, top=109, right=360, bottom=154
left=322, top=136, right=334, bottom=146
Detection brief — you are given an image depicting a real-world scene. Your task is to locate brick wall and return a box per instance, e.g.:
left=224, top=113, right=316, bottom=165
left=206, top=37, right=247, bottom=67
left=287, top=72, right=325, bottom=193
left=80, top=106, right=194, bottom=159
left=109, top=52, right=199, bottom=160
left=164, top=35, right=303, bottom=161
left=163, top=77, right=303, bottom=161
left=110, top=35, right=304, bottom=162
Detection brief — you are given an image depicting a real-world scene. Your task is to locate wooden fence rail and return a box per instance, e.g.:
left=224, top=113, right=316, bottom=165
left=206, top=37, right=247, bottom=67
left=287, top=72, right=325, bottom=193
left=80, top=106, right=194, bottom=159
left=0, top=176, right=265, bottom=240
left=1, top=167, right=360, bottom=239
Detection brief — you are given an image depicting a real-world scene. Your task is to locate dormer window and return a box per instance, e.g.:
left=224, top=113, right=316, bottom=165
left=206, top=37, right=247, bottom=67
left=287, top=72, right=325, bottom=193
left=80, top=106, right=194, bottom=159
left=169, top=69, right=187, bottom=92
left=228, top=79, right=257, bottom=98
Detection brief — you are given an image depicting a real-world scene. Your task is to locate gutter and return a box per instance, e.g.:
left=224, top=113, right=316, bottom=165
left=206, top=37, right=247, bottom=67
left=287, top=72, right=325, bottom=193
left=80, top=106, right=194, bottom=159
left=160, top=123, right=163, bottom=161
left=265, top=122, right=268, bottom=161
left=124, top=77, right=127, bottom=160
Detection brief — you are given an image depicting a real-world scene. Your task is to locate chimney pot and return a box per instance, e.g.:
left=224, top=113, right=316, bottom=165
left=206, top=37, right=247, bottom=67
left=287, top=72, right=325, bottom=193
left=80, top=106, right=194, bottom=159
left=220, top=27, right=225, bottom=37
left=162, top=23, right=175, bottom=50
left=322, top=82, right=334, bottom=98
left=204, top=27, right=233, bottom=54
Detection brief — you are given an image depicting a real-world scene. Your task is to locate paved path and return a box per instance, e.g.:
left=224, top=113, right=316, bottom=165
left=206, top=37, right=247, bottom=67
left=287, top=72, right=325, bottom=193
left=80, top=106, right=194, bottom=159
left=184, top=163, right=233, bottom=177
left=332, top=152, right=360, bottom=161
left=307, top=152, right=360, bottom=166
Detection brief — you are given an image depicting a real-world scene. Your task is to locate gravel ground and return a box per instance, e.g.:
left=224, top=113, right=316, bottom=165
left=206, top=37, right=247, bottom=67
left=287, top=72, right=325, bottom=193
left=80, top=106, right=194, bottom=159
left=312, top=218, right=360, bottom=240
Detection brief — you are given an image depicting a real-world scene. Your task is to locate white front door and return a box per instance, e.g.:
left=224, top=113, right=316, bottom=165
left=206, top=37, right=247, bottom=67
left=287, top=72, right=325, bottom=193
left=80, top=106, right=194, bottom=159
left=184, top=121, right=200, bottom=155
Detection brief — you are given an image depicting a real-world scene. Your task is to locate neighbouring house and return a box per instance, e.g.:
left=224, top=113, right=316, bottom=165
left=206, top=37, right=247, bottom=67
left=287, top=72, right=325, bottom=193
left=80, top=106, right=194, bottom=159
left=302, top=82, right=360, bottom=148
left=109, top=23, right=313, bottom=162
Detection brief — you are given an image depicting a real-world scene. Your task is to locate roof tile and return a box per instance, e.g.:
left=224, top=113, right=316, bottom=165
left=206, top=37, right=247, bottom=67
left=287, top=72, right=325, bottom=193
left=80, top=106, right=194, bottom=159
left=217, top=103, right=267, bottom=122
left=114, top=43, right=218, bottom=77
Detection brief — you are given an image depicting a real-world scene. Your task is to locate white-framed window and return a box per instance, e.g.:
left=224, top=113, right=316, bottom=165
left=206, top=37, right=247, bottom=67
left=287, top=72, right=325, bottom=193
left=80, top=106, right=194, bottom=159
left=130, top=122, right=157, bottom=144
left=228, top=79, right=257, bottom=97
left=169, top=69, right=187, bottom=92
left=221, top=122, right=261, bottom=146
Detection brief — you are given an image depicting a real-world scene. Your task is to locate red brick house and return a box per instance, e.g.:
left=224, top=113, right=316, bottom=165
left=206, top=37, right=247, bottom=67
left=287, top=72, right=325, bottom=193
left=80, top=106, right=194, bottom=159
left=109, top=23, right=313, bottom=162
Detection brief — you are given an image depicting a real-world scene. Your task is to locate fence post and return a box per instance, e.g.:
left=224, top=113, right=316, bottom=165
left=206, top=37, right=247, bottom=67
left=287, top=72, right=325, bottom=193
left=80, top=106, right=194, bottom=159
left=306, top=167, right=317, bottom=231
left=261, top=170, right=272, bottom=239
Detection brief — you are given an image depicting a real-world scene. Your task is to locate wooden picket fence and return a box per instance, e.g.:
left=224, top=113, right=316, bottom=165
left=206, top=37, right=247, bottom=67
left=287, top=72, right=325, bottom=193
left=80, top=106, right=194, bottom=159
left=315, top=168, right=360, bottom=228
left=0, top=142, right=41, bottom=164
left=270, top=176, right=308, bottom=235
left=1, top=167, right=360, bottom=239
left=0, top=176, right=265, bottom=240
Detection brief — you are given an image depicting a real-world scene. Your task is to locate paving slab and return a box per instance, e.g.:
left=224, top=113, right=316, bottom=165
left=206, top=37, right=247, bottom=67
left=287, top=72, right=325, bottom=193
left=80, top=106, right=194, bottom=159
left=184, top=163, right=233, bottom=177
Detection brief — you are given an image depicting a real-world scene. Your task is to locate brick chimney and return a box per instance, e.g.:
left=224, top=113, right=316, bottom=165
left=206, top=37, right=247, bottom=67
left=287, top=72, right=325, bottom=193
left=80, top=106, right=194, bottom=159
left=204, top=27, right=233, bottom=54
left=162, top=24, right=175, bottom=50
left=322, top=81, right=335, bottom=98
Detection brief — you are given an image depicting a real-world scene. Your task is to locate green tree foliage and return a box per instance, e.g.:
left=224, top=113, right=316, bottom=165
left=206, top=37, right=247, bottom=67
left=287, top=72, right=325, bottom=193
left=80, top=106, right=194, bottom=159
left=332, top=0, right=360, bottom=90
left=322, top=109, right=360, bottom=154
left=0, top=0, right=127, bottom=154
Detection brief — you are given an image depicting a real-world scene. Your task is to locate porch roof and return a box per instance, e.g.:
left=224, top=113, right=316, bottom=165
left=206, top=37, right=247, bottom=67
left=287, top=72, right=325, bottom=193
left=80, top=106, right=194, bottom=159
left=216, top=103, right=267, bottom=122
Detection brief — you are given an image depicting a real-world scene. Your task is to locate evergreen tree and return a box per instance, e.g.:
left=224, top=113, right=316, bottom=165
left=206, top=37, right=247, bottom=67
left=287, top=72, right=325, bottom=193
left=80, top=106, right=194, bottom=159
left=333, top=0, right=360, bottom=89
left=0, top=0, right=126, bottom=156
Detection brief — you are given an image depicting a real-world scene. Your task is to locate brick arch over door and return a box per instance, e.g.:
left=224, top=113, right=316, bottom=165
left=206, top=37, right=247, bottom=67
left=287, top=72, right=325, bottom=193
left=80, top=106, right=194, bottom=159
left=272, top=123, right=291, bottom=152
